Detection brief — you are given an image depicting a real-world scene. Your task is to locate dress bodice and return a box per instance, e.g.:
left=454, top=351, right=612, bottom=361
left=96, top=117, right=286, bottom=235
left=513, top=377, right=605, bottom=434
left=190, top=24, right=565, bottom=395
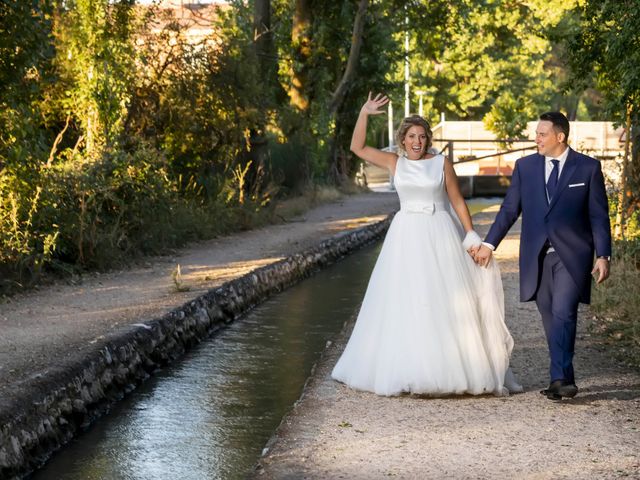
left=394, top=154, right=449, bottom=213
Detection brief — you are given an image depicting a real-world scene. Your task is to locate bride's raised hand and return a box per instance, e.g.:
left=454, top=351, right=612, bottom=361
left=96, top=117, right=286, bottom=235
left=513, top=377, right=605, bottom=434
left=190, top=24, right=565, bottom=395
left=361, top=92, right=389, bottom=115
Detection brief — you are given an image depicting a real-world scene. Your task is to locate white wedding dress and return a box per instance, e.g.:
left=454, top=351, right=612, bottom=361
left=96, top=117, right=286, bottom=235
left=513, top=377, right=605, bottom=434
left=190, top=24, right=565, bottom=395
left=331, top=154, right=521, bottom=396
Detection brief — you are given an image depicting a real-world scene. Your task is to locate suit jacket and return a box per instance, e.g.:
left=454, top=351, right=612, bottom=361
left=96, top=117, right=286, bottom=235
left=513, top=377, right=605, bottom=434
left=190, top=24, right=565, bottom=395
left=485, top=147, right=612, bottom=304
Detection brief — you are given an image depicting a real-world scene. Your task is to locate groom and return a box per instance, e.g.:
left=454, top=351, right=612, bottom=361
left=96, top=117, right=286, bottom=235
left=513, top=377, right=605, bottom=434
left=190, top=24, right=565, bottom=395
left=475, top=111, right=612, bottom=400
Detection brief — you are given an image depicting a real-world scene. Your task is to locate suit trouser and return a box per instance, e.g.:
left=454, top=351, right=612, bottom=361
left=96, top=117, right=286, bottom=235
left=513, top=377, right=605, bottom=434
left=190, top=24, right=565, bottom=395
left=534, top=252, right=581, bottom=383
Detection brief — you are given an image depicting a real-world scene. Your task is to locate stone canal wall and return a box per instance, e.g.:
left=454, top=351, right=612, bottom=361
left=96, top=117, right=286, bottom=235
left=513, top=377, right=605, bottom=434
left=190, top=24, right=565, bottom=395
left=0, top=215, right=391, bottom=480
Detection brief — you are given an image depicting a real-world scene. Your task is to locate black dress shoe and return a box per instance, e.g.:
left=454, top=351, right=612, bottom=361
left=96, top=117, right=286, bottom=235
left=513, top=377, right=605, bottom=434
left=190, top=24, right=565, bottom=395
left=540, top=380, right=578, bottom=400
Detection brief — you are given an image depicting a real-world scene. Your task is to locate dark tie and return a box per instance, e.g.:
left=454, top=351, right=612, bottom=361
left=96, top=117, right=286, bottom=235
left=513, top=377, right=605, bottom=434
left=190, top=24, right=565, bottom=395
left=546, top=159, right=559, bottom=201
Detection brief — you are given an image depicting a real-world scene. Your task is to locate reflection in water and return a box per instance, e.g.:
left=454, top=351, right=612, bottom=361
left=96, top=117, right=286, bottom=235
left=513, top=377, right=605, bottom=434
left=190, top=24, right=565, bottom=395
left=33, top=243, right=382, bottom=480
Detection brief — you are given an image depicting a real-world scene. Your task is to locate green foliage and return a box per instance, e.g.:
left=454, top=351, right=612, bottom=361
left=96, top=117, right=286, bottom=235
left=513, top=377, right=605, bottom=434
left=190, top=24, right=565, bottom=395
left=43, top=146, right=175, bottom=266
left=0, top=143, right=269, bottom=293
left=0, top=0, right=56, bottom=106
left=266, top=0, right=400, bottom=182
left=0, top=0, right=57, bottom=174
left=2, top=0, right=624, bottom=294
left=484, top=92, right=536, bottom=145
left=405, top=0, right=576, bottom=137
left=575, top=2, right=640, bottom=362
left=126, top=1, right=266, bottom=196
left=0, top=172, right=58, bottom=291
left=567, top=0, right=640, bottom=123
left=0, top=1, right=276, bottom=292
left=53, top=0, right=138, bottom=154
left=566, top=0, right=640, bottom=222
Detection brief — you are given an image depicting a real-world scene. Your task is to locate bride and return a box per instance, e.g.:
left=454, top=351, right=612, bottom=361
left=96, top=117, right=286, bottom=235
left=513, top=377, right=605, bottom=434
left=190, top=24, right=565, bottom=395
left=331, top=93, right=522, bottom=396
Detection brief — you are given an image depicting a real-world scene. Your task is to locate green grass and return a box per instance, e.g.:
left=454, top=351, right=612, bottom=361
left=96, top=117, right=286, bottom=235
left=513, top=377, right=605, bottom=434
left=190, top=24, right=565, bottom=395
left=590, top=237, right=640, bottom=369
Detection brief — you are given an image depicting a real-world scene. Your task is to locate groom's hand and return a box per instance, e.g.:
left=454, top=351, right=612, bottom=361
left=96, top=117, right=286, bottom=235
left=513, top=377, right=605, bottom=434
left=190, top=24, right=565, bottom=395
left=591, top=258, right=610, bottom=284
left=474, top=244, right=493, bottom=267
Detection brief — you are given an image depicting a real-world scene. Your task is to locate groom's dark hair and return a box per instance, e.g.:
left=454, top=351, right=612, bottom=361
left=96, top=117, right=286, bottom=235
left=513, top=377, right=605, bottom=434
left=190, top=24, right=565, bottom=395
left=539, top=111, right=570, bottom=143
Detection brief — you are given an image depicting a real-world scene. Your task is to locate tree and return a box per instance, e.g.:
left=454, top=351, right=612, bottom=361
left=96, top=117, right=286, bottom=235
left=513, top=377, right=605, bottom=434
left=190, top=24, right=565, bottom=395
left=403, top=1, right=575, bottom=138
left=53, top=0, right=137, bottom=156
left=329, top=0, right=368, bottom=116
left=248, top=0, right=278, bottom=196
left=288, top=0, right=312, bottom=113
left=568, top=0, right=640, bottom=237
left=0, top=0, right=56, bottom=174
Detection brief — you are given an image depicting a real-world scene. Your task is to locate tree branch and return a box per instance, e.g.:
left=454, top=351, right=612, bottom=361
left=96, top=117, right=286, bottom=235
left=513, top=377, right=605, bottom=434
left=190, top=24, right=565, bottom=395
left=329, top=0, right=368, bottom=115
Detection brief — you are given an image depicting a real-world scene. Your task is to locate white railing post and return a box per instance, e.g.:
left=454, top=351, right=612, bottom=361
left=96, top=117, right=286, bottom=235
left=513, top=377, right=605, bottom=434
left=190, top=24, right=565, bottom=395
left=388, top=101, right=394, bottom=148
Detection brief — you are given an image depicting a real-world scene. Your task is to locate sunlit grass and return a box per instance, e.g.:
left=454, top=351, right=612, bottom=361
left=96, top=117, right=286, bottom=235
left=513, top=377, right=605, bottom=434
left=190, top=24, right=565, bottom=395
left=590, top=236, right=640, bottom=369
left=273, top=184, right=353, bottom=220
left=468, top=202, right=493, bottom=216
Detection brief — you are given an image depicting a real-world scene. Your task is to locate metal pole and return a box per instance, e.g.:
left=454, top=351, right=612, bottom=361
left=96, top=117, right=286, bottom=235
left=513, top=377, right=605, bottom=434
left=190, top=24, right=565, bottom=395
left=404, top=11, right=410, bottom=117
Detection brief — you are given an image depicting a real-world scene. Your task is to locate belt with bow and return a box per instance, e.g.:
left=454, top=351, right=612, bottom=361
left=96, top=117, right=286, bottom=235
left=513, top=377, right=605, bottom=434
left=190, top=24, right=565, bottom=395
left=400, top=202, right=447, bottom=214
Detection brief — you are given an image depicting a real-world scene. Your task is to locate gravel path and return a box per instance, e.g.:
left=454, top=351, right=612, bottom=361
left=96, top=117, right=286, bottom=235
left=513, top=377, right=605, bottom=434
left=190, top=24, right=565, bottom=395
left=0, top=191, right=399, bottom=404
left=255, top=209, right=640, bottom=479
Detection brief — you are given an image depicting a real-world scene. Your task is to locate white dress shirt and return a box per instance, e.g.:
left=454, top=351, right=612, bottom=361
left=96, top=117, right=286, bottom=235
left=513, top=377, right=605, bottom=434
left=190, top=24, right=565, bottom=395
left=542, top=146, right=569, bottom=253
left=544, top=146, right=569, bottom=188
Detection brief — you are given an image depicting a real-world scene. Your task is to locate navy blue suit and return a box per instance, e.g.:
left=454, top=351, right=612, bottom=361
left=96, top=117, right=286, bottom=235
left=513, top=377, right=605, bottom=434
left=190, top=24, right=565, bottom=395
left=485, top=147, right=611, bottom=382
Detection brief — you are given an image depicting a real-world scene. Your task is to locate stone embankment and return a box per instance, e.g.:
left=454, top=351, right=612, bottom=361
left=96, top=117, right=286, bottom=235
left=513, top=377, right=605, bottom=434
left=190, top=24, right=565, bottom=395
left=0, top=194, right=396, bottom=480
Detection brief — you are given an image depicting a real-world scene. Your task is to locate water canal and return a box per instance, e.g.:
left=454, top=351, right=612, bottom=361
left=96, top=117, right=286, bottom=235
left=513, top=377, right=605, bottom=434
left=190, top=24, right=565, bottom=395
left=32, top=242, right=382, bottom=480
left=32, top=200, right=494, bottom=480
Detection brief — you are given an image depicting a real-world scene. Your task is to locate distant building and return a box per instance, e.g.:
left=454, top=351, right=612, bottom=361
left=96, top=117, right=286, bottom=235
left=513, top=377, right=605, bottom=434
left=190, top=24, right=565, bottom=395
left=140, top=0, right=230, bottom=46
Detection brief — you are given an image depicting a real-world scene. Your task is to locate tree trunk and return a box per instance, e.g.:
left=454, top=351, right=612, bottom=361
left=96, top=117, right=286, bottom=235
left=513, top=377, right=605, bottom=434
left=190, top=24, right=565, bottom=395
left=329, top=0, right=368, bottom=115
left=329, top=0, right=369, bottom=183
left=629, top=113, right=640, bottom=228
left=247, top=0, right=273, bottom=196
left=254, top=0, right=277, bottom=93
left=289, top=0, right=312, bottom=112
left=283, top=0, right=314, bottom=189
left=614, top=103, right=632, bottom=239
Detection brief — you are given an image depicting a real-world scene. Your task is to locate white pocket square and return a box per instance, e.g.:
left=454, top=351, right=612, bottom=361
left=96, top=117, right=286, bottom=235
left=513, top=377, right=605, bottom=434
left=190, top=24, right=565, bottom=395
left=569, top=183, right=585, bottom=188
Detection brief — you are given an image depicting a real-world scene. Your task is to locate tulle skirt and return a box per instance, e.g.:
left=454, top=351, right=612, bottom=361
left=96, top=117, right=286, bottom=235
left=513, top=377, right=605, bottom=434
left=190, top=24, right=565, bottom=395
left=331, top=209, right=516, bottom=396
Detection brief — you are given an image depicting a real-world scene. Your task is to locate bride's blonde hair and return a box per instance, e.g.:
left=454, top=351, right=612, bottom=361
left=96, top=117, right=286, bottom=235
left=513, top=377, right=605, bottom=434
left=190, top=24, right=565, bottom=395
left=395, top=115, right=433, bottom=155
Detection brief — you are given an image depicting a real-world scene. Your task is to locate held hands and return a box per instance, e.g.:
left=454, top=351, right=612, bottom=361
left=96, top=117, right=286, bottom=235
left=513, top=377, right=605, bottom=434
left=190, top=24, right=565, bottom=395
left=474, top=244, right=493, bottom=267
left=361, top=92, right=389, bottom=116
left=591, top=258, right=610, bottom=284
left=462, top=231, right=484, bottom=263
left=461, top=230, right=492, bottom=267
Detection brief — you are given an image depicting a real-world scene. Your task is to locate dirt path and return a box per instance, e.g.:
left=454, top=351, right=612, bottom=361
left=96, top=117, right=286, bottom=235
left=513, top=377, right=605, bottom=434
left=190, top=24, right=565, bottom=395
left=255, top=209, right=640, bottom=480
left=0, top=191, right=399, bottom=403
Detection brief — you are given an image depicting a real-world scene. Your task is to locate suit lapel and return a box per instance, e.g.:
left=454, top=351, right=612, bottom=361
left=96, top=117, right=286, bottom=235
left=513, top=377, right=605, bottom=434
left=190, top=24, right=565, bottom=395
left=548, top=147, right=578, bottom=212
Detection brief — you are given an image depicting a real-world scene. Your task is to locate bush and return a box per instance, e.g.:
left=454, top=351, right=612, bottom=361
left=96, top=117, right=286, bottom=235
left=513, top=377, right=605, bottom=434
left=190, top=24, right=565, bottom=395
left=0, top=142, right=273, bottom=294
left=0, top=174, right=58, bottom=291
